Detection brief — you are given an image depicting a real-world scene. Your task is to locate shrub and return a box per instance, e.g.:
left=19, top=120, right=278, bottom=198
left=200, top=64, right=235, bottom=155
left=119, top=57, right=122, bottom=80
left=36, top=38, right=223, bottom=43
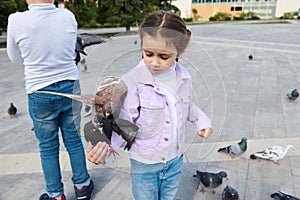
left=237, top=11, right=260, bottom=20
left=209, top=12, right=231, bottom=21
left=280, top=11, right=297, bottom=19
left=183, top=17, right=193, bottom=22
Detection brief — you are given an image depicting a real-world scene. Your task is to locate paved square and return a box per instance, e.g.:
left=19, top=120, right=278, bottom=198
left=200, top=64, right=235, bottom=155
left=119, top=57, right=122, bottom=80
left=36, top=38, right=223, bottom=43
left=1, top=20, right=300, bottom=199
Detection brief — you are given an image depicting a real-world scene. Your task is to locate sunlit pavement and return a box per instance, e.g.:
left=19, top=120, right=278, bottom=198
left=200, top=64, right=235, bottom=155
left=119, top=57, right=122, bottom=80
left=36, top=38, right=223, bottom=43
left=1, top=20, right=300, bottom=199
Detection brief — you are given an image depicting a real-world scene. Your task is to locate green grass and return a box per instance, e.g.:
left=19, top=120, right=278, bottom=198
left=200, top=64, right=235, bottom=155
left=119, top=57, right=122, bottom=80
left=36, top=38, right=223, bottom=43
left=248, top=20, right=291, bottom=24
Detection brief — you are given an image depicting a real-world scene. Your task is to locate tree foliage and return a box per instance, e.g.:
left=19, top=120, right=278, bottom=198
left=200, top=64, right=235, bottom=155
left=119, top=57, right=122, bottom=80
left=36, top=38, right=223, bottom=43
left=0, top=0, right=27, bottom=32
left=0, top=0, right=180, bottom=33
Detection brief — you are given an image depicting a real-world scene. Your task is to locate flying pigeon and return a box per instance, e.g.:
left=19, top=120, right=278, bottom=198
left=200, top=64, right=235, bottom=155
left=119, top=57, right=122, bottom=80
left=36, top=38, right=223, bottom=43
left=286, top=89, right=299, bottom=101
left=7, top=102, right=17, bottom=118
left=218, top=138, right=247, bottom=158
left=75, top=33, right=109, bottom=71
left=250, top=145, right=295, bottom=165
left=271, top=191, right=300, bottom=200
left=193, top=170, right=228, bottom=194
left=32, top=77, right=137, bottom=151
left=222, top=185, right=239, bottom=200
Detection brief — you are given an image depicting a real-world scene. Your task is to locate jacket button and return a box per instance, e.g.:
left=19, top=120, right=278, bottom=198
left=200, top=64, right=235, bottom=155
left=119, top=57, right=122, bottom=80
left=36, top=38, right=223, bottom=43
left=161, top=157, right=165, bottom=161
left=166, top=120, right=170, bottom=124
left=164, top=137, right=168, bottom=141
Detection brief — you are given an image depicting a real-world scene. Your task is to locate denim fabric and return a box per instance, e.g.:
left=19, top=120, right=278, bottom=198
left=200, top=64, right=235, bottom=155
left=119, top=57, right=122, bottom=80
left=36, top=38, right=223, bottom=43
left=130, top=155, right=183, bottom=200
left=28, top=80, right=90, bottom=198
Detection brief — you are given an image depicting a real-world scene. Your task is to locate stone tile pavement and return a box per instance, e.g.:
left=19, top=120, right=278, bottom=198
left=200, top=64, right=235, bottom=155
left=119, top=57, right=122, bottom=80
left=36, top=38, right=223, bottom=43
left=1, top=21, right=300, bottom=199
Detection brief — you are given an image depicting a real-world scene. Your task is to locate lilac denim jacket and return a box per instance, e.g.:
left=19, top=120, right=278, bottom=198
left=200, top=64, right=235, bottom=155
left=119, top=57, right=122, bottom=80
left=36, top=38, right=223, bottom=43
left=112, top=60, right=212, bottom=163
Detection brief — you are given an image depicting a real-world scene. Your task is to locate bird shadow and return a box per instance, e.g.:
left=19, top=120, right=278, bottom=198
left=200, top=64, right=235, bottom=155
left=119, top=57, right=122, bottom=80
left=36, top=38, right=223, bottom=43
left=2, top=111, right=27, bottom=119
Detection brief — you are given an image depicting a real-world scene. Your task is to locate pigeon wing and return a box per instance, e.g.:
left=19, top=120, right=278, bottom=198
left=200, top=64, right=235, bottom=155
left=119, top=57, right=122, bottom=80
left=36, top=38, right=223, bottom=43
left=83, top=120, right=111, bottom=145
left=211, top=173, right=224, bottom=188
left=32, top=91, right=96, bottom=105
left=229, top=143, right=244, bottom=156
left=79, top=33, right=108, bottom=49
left=198, top=172, right=211, bottom=188
left=113, top=118, right=138, bottom=150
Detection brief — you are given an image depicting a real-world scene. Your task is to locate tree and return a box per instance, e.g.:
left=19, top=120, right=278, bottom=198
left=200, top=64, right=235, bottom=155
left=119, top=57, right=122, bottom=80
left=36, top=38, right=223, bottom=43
left=96, top=0, right=179, bottom=31
left=192, top=8, right=200, bottom=21
left=97, top=0, right=150, bottom=31
left=0, top=0, right=27, bottom=33
left=65, top=0, right=98, bottom=28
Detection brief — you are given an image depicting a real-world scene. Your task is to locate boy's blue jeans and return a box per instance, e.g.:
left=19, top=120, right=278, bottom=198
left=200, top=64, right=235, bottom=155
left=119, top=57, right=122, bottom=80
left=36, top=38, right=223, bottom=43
left=130, top=155, right=183, bottom=200
left=28, top=80, right=90, bottom=198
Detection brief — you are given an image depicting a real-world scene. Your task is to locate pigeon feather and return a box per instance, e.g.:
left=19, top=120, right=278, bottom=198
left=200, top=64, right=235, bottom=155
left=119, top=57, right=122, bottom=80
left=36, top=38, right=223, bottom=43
left=193, top=170, right=227, bottom=194
left=271, top=191, right=300, bottom=200
left=218, top=138, right=247, bottom=157
left=7, top=102, right=17, bottom=118
left=222, top=185, right=239, bottom=200
left=250, top=145, right=295, bottom=163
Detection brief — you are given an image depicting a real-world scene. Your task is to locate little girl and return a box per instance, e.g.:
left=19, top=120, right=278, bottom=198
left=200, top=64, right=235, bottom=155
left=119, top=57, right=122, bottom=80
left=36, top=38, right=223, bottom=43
left=87, top=10, right=212, bottom=200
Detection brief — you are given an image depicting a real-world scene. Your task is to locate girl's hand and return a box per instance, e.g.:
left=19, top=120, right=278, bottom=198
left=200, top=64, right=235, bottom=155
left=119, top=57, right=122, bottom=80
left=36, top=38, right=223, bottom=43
left=197, top=128, right=212, bottom=139
left=86, top=142, right=109, bottom=165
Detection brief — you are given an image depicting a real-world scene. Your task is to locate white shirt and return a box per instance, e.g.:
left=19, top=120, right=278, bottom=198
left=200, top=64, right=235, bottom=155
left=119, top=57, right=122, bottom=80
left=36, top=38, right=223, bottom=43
left=154, top=64, right=178, bottom=161
left=7, top=3, right=78, bottom=93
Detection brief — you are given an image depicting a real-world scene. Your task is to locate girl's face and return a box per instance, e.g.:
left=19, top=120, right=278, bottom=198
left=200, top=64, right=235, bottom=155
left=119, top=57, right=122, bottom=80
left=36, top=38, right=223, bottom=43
left=142, top=34, right=178, bottom=75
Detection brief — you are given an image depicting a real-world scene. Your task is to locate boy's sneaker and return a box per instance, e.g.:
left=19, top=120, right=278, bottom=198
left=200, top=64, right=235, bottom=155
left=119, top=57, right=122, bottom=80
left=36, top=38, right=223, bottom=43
left=74, top=180, right=94, bottom=200
left=39, top=193, right=66, bottom=200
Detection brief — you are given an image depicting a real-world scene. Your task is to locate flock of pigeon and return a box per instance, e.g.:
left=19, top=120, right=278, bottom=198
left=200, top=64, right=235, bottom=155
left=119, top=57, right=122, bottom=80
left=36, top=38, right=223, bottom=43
left=191, top=58, right=299, bottom=199
left=192, top=135, right=297, bottom=199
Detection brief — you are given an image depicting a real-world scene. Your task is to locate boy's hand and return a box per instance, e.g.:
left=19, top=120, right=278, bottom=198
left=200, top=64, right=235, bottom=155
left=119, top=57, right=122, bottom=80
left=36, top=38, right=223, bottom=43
left=197, top=128, right=212, bottom=139
left=86, top=142, right=109, bottom=165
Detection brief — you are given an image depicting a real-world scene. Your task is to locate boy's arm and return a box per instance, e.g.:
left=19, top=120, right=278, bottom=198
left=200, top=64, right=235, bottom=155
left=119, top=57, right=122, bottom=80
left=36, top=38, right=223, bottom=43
left=6, top=15, right=23, bottom=64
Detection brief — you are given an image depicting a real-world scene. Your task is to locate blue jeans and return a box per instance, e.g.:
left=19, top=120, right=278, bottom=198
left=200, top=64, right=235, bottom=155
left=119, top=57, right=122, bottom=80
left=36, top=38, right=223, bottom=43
left=130, top=155, right=183, bottom=200
left=28, top=80, right=90, bottom=198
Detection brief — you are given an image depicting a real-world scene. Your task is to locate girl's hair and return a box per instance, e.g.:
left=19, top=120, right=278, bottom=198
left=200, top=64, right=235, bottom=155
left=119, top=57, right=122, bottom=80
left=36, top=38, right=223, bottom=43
left=139, top=10, right=191, bottom=54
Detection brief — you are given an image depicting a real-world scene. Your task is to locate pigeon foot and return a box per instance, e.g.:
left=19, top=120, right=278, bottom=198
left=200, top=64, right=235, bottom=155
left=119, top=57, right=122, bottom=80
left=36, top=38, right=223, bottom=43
left=200, top=187, right=206, bottom=193
left=273, top=161, right=280, bottom=165
left=108, top=146, right=119, bottom=158
left=210, top=189, right=216, bottom=194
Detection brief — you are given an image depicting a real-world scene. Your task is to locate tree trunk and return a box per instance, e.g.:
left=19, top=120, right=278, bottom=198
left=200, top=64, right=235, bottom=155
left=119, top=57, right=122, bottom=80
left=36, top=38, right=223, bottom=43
left=126, top=24, right=131, bottom=32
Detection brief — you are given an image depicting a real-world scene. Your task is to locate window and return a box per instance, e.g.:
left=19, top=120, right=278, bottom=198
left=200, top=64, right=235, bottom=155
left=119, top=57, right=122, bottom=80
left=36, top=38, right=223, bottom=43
left=231, top=6, right=242, bottom=11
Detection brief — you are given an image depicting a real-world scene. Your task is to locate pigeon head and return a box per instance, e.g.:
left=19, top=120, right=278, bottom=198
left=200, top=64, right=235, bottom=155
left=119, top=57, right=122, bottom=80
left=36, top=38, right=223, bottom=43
left=218, top=171, right=228, bottom=179
left=241, top=137, right=247, bottom=143
left=286, top=145, right=295, bottom=151
left=292, top=89, right=299, bottom=97
left=222, top=185, right=239, bottom=200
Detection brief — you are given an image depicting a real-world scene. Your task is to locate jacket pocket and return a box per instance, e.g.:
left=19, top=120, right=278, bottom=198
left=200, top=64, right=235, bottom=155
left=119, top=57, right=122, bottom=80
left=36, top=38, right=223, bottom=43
left=136, top=99, right=165, bottom=139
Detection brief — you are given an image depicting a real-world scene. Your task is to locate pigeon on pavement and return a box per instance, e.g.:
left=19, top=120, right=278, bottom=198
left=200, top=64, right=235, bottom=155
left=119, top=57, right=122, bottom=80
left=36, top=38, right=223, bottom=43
left=271, top=191, right=300, bottom=200
left=222, top=185, right=239, bottom=200
left=250, top=145, right=295, bottom=165
left=286, top=89, right=299, bottom=101
left=193, top=170, right=228, bottom=194
left=218, top=138, right=247, bottom=158
left=248, top=54, right=253, bottom=60
left=7, top=102, right=17, bottom=118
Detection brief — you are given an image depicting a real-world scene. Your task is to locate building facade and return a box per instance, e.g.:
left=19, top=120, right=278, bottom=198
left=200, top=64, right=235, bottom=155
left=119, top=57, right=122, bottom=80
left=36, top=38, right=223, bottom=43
left=172, top=0, right=300, bottom=20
